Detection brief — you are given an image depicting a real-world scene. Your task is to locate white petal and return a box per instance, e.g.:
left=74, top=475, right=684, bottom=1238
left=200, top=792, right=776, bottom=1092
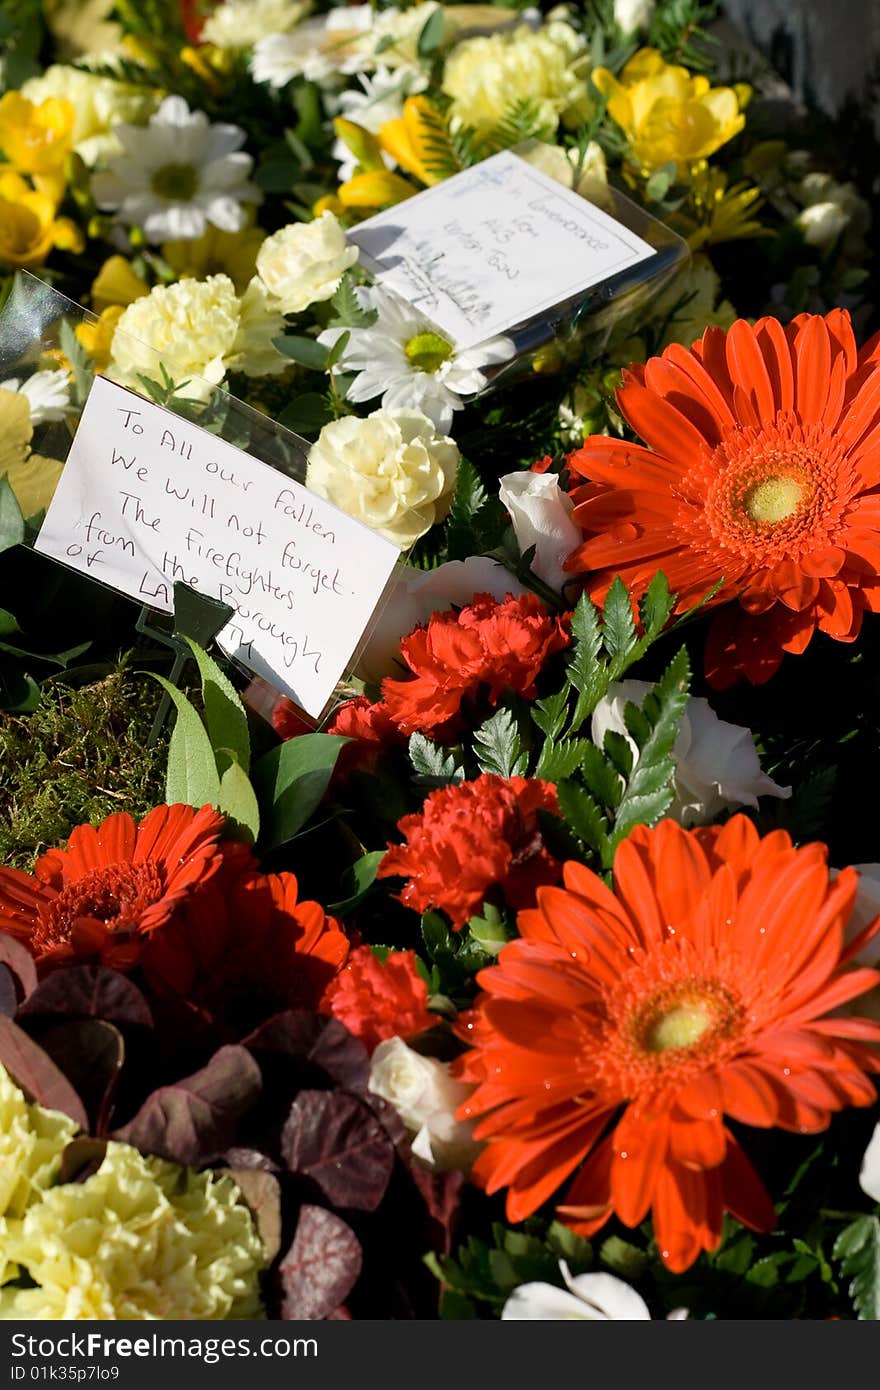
left=560, top=1265, right=652, bottom=1320
left=860, top=1122, right=880, bottom=1204
left=502, top=1283, right=607, bottom=1321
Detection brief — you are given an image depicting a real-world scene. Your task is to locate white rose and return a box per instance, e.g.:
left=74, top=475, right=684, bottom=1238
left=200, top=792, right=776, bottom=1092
left=860, top=1123, right=880, bottom=1205
left=356, top=555, right=528, bottom=682
left=591, top=680, right=791, bottom=827
left=255, top=212, right=358, bottom=315
left=499, top=470, right=581, bottom=593
left=306, top=408, right=459, bottom=547
left=368, top=1037, right=479, bottom=1171
left=614, top=0, right=655, bottom=33
left=795, top=201, right=850, bottom=248
left=502, top=1259, right=687, bottom=1319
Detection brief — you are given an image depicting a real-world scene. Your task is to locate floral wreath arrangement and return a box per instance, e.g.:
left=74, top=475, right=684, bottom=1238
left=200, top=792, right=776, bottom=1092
left=0, top=0, right=879, bottom=1323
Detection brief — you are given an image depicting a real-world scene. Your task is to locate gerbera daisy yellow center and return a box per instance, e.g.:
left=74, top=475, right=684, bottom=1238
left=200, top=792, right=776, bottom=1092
left=743, top=474, right=804, bottom=525
left=646, top=1000, right=714, bottom=1052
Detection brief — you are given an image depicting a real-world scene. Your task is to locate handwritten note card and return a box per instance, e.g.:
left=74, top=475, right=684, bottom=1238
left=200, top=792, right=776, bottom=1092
left=35, top=376, right=400, bottom=717
left=348, top=150, right=657, bottom=352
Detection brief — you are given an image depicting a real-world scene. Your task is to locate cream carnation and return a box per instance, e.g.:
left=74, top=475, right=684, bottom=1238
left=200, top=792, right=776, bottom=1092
left=109, top=273, right=283, bottom=401
left=0, top=1065, right=76, bottom=1225
left=442, top=22, right=591, bottom=135
left=306, top=408, right=459, bottom=547
left=0, top=1141, right=265, bottom=1320
left=22, top=64, right=156, bottom=164
left=202, top=0, right=310, bottom=49
left=368, top=1037, right=478, bottom=1171
left=255, top=212, right=357, bottom=314
left=592, top=680, right=791, bottom=827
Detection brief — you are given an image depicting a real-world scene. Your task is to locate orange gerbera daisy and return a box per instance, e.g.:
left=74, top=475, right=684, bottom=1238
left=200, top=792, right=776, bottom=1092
left=0, top=804, right=227, bottom=972
left=566, top=310, right=880, bottom=686
left=456, top=816, right=880, bottom=1272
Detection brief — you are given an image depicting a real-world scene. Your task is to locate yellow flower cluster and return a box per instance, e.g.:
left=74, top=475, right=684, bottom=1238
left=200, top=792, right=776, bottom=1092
left=0, top=1065, right=266, bottom=1321
left=594, top=48, right=749, bottom=178
left=442, top=21, right=591, bottom=136
left=0, top=91, right=84, bottom=269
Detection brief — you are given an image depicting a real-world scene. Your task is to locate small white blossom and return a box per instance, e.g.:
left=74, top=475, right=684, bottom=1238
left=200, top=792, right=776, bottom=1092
left=592, top=680, right=790, bottom=827
left=860, top=1123, right=880, bottom=1205
left=2, top=370, right=71, bottom=425
left=368, top=1037, right=479, bottom=1171
left=499, top=470, right=581, bottom=592
left=614, top=0, right=656, bottom=33
left=502, top=1260, right=687, bottom=1320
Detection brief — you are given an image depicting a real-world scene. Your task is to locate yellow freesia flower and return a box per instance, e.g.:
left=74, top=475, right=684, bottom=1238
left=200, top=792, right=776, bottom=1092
left=163, top=223, right=267, bottom=294
left=593, top=48, right=748, bottom=176
left=676, top=161, right=767, bottom=248
left=379, top=96, right=444, bottom=187
left=337, top=169, right=417, bottom=212
left=90, top=254, right=149, bottom=312
left=76, top=304, right=126, bottom=371
left=0, top=169, right=83, bottom=270
left=0, top=91, right=74, bottom=177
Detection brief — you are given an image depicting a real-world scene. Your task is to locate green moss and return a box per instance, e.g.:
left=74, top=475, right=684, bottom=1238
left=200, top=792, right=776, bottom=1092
left=0, top=666, right=167, bottom=871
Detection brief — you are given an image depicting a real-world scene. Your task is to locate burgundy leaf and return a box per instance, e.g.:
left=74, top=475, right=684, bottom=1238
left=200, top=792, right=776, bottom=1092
left=220, top=1170, right=283, bottom=1263
left=279, top=1205, right=362, bottom=1320
left=0, top=1015, right=87, bottom=1129
left=113, top=1044, right=261, bottom=1165
left=59, top=1137, right=107, bottom=1184
left=35, top=1020, right=124, bottom=1137
left=243, top=1009, right=369, bottom=1091
left=19, top=966, right=153, bottom=1028
left=0, top=936, right=37, bottom=1002
left=223, top=1147, right=280, bottom=1173
left=282, top=1089, right=394, bottom=1211
left=0, top=965, right=17, bottom=1017
left=408, top=1161, right=464, bottom=1256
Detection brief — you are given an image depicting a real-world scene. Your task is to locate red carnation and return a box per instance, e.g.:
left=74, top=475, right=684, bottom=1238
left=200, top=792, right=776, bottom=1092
left=378, top=774, right=563, bottom=929
left=322, top=946, right=434, bottom=1053
left=0, top=805, right=226, bottom=973
left=142, top=847, right=349, bottom=1028
left=380, top=593, right=569, bottom=738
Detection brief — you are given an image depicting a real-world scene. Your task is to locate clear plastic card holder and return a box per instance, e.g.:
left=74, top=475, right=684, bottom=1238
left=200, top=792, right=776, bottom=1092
left=348, top=141, right=690, bottom=400
left=0, top=271, right=416, bottom=729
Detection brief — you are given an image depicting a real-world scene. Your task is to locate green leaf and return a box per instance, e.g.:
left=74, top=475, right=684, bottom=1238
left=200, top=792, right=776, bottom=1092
left=325, top=330, right=350, bottom=371
left=473, top=707, right=527, bottom=778
left=450, top=456, right=487, bottom=521
left=59, top=318, right=95, bottom=407
left=408, top=732, right=463, bottom=785
left=327, top=850, right=386, bottom=915
left=567, top=591, right=605, bottom=726
left=638, top=570, right=675, bottom=639
left=580, top=742, right=623, bottom=810
left=603, top=728, right=634, bottom=779
left=216, top=754, right=260, bottom=845
left=251, top=733, right=348, bottom=849
left=0, top=477, right=25, bottom=554
left=0, top=608, right=18, bottom=637
left=556, top=780, right=609, bottom=858
left=599, top=1235, right=648, bottom=1280
left=151, top=675, right=222, bottom=810
left=602, top=576, right=638, bottom=671
left=277, top=393, right=332, bottom=438
left=327, top=274, right=377, bottom=329
left=535, top=736, right=592, bottom=782
left=835, top=1215, right=880, bottom=1319
left=421, top=909, right=457, bottom=963
left=184, top=639, right=250, bottom=775
left=610, top=647, right=690, bottom=853
left=417, top=5, right=445, bottom=58
left=645, top=161, right=676, bottom=201
left=274, top=334, right=330, bottom=372
left=531, top=688, right=569, bottom=741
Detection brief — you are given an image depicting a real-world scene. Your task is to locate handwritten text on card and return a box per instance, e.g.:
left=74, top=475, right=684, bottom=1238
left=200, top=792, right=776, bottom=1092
left=35, top=376, right=400, bottom=718
left=348, top=150, right=657, bottom=351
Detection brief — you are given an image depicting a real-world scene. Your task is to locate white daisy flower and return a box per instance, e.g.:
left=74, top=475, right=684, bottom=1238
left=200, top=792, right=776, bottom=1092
left=91, top=95, right=260, bottom=244
left=318, top=285, right=513, bottom=434
left=2, top=370, right=71, bottom=426
left=251, top=6, right=376, bottom=87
